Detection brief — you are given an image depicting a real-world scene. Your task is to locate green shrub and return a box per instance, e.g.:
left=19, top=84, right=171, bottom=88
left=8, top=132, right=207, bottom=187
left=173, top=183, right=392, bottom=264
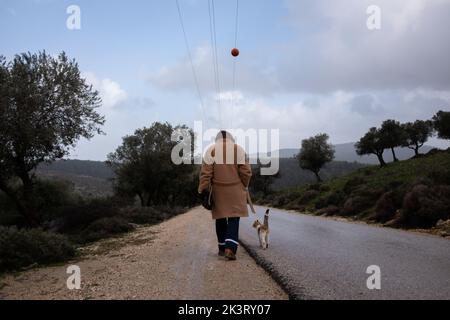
left=307, top=184, right=330, bottom=192
left=273, top=195, right=287, bottom=207
left=354, top=186, right=384, bottom=202
left=428, top=170, right=450, bottom=185
left=285, top=190, right=303, bottom=202
left=0, top=227, right=75, bottom=273
left=54, top=201, right=121, bottom=234
left=343, top=177, right=366, bottom=194
left=315, top=190, right=345, bottom=209
left=1, top=179, right=80, bottom=227
left=314, top=196, right=328, bottom=209
left=298, top=190, right=320, bottom=205
left=0, top=192, right=24, bottom=226
left=284, top=202, right=306, bottom=212
left=76, top=217, right=134, bottom=244
left=26, top=179, right=81, bottom=222
left=122, top=207, right=169, bottom=225
left=325, top=190, right=346, bottom=206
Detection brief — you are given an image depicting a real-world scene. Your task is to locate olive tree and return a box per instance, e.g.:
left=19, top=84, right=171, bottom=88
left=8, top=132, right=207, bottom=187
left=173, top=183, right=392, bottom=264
left=297, top=133, right=335, bottom=183
left=0, top=52, right=104, bottom=226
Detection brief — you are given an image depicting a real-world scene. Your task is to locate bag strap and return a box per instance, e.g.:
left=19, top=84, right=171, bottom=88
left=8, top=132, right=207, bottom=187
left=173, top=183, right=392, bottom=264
left=246, top=189, right=256, bottom=214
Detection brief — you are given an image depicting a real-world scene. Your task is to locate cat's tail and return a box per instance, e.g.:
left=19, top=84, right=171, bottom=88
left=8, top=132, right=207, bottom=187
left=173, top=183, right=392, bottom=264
left=263, top=209, right=270, bottom=228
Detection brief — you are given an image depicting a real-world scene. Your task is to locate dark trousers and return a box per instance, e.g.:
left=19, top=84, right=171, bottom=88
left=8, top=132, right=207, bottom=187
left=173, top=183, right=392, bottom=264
left=216, top=217, right=240, bottom=254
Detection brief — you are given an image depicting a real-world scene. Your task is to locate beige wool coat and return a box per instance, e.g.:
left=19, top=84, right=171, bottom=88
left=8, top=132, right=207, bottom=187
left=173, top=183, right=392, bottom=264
left=198, top=137, right=252, bottom=219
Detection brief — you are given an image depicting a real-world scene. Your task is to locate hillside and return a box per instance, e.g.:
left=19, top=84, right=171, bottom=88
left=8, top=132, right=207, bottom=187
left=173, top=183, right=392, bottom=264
left=258, top=149, right=450, bottom=231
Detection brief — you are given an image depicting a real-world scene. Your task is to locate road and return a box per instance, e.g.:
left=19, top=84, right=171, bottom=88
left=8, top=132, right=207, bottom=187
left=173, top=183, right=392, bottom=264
left=240, top=206, right=450, bottom=300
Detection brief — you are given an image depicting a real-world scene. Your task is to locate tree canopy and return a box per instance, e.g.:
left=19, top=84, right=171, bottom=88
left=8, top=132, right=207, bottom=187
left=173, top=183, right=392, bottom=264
left=107, top=122, right=197, bottom=207
left=0, top=52, right=104, bottom=226
left=433, top=110, right=450, bottom=140
left=297, top=133, right=335, bottom=182
left=402, top=120, right=434, bottom=156
left=355, top=127, right=386, bottom=167
left=380, top=119, right=405, bottom=162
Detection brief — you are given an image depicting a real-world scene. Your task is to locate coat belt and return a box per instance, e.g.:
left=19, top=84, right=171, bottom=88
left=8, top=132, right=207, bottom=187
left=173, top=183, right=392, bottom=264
left=212, top=179, right=242, bottom=186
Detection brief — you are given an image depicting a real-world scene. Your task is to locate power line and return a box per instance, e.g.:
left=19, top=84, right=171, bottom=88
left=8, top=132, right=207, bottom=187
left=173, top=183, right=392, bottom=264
left=175, top=0, right=206, bottom=120
left=234, top=0, right=239, bottom=48
left=231, top=0, right=239, bottom=129
left=208, top=0, right=222, bottom=128
left=208, top=0, right=220, bottom=107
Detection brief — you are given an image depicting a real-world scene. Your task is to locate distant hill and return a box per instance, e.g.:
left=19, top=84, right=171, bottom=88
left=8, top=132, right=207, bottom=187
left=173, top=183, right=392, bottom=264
left=270, top=158, right=366, bottom=190
left=35, top=143, right=435, bottom=197
left=37, top=159, right=114, bottom=179
left=36, top=156, right=365, bottom=195
left=36, top=160, right=114, bottom=198
left=273, top=143, right=435, bottom=164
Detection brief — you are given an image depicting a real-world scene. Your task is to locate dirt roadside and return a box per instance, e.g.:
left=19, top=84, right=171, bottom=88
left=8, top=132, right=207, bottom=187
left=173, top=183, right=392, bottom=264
left=0, top=207, right=287, bottom=300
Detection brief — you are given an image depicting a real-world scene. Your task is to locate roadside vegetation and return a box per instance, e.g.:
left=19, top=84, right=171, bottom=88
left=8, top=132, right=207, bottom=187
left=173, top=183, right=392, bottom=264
left=254, top=111, right=450, bottom=236
left=0, top=52, right=195, bottom=273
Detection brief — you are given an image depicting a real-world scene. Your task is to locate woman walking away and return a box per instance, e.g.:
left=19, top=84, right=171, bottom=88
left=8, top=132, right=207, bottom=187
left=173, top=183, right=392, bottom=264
left=198, top=130, right=253, bottom=261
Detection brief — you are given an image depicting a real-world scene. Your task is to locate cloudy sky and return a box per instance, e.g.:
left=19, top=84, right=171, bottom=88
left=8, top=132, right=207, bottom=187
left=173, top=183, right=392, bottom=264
left=1, top=0, right=450, bottom=160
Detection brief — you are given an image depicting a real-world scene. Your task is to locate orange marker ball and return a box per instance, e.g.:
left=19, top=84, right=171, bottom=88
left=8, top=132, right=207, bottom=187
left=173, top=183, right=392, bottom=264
left=231, top=48, right=240, bottom=57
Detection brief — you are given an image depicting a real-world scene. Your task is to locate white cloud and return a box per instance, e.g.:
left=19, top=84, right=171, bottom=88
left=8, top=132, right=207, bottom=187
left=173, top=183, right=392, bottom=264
left=201, top=89, right=450, bottom=149
left=82, top=72, right=127, bottom=109
left=150, top=0, right=450, bottom=96
left=149, top=46, right=280, bottom=96
left=281, top=0, right=450, bottom=92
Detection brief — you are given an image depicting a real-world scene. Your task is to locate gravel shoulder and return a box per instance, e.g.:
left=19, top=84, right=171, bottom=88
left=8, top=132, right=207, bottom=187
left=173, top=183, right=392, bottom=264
left=0, top=207, right=287, bottom=300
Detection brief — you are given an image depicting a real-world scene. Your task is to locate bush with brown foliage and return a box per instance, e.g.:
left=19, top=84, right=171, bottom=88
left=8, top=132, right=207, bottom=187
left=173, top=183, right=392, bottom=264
left=316, top=205, right=340, bottom=216
left=375, top=191, right=400, bottom=222
left=400, top=183, right=450, bottom=228
left=341, top=195, right=374, bottom=216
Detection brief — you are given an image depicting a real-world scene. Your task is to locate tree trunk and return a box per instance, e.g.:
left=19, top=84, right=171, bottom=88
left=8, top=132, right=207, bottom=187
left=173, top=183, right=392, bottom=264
left=0, top=179, right=39, bottom=227
left=146, top=191, right=155, bottom=207
left=415, top=143, right=420, bottom=156
left=137, top=192, right=144, bottom=207
left=377, top=154, right=386, bottom=167
left=20, top=174, right=40, bottom=227
left=391, top=148, right=399, bottom=162
left=314, top=171, right=322, bottom=183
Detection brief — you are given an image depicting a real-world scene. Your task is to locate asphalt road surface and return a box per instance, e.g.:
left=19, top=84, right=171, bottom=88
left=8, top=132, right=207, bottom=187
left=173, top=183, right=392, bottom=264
left=240, top=206, right=450, bottom=300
